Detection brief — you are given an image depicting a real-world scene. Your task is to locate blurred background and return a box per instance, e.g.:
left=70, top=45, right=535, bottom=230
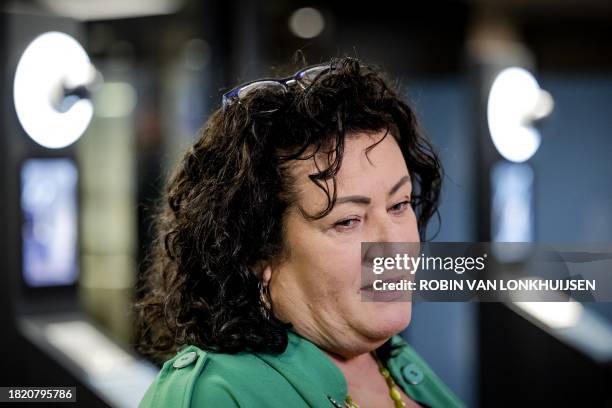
left=1, top=0, right=611, bottom=407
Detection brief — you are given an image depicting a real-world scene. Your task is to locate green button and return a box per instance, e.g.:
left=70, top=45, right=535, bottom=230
left=173, top=351, right=198, bottom=369
left=402, top=363, right=424, bottom=385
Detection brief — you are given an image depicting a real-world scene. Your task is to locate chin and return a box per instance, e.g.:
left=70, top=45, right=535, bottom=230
left=365, top=301, right=412, bottom=340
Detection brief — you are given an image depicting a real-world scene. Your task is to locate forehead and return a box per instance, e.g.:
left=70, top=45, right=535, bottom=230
left=289, top=130, right=410, bottom=208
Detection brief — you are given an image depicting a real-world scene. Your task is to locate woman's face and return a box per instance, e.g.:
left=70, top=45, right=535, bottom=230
left=266, top=130, right=419, bottom=358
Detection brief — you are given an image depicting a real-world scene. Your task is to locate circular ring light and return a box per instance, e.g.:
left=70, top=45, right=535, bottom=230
left=14, top=31, right=94, bottom=149
left=487, top=67, right=553, bottom=163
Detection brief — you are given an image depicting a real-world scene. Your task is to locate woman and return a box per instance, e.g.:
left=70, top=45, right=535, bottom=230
left=136, top=57, right=464, bottom=407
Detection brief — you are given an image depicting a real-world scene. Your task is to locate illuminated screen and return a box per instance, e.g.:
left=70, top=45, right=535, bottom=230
left=21, top=158, right=78, bottom=287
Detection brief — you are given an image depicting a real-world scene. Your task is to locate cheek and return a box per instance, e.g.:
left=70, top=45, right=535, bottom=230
left=324, top=244, right=363, bottom=294
left=314, top=258, right=355, bottom=292
left=281, top=217, right=365, bottom=298
left=295, top=242, right=362, bottom=299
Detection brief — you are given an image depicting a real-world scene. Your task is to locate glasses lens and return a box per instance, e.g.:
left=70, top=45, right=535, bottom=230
left=237, top=80, right=287, bottom=99
left=296, top=65, right=330, bottom=85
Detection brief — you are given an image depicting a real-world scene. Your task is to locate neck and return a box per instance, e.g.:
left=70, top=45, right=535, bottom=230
left=323, top=348, right=380, bottom=385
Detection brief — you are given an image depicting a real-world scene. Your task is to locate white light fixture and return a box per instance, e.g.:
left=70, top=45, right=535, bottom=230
left=14, top=31, right=95, bottom=149
left=289, top=7, right=325, bottom=39
left=487, top=67, right=554, bottom=163
left=513, top=301, right=583, bottom=329
left=38, top=0, right=184, bottom=21
left=510, top=300, right=612, bottom=362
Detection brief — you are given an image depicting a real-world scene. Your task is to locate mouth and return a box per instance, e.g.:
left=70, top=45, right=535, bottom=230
left=360, top=275, right=412, bottom=302
left=360, top=275, right=406, bottom=291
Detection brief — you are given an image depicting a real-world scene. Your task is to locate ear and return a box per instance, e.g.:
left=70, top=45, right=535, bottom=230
left=261, top=266, right=272, bottom=285
left=250, top=260, right=272, bottom=285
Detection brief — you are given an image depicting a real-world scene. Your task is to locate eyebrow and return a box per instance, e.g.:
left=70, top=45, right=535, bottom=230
left=335, top=175, right=412, bottom=206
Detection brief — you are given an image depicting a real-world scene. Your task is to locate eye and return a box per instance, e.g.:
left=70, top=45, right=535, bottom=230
left=389, top=200, right=412, bottom=213
left=333, top=217, right=361, bottom=231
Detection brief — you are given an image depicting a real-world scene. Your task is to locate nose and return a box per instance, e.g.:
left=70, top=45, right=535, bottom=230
left=367, top=208, right=419, bottom=244
left=361, top=214, right=420, bottom=276
left=361, top=209, right=420, bottom=265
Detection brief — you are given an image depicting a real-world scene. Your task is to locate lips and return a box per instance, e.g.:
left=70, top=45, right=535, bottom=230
left=360, top=274, right=408, bottom=291
left=361, top=276, right=412, bottom=302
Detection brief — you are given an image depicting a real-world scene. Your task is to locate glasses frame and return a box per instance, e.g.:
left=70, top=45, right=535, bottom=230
left=221, top=63, right=332, bottom=111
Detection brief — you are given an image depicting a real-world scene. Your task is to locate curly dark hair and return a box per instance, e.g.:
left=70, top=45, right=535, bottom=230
left=134, top=56, right=443, bottom=366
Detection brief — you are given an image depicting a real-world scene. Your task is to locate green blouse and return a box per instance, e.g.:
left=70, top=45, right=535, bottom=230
left=139, top=330, right=465, bottom=407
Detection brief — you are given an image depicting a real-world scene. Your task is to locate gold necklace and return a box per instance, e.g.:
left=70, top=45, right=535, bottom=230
left=344, top=353, right=406, bottom=408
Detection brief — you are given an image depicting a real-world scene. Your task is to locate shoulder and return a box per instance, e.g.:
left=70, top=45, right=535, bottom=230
left=138, top=345, right=291, bottom=408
